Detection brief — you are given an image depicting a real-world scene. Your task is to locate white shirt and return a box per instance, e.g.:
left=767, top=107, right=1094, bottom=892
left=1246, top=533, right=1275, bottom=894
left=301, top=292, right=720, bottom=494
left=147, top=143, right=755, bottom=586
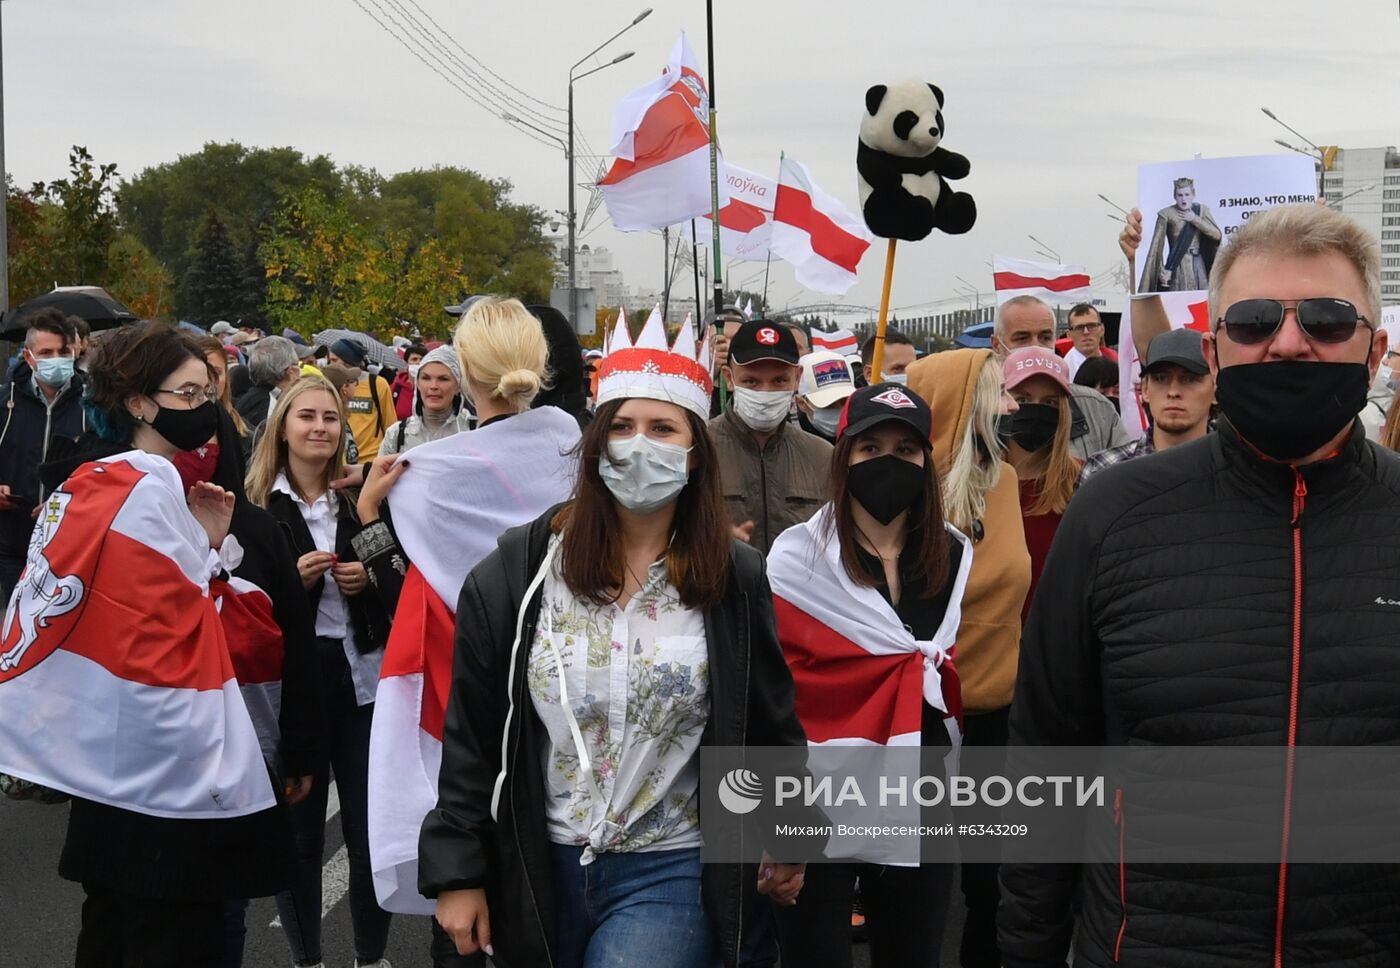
left=272, top=473, right=381, bottom=705
left=528, top=535, right=709, bottom=864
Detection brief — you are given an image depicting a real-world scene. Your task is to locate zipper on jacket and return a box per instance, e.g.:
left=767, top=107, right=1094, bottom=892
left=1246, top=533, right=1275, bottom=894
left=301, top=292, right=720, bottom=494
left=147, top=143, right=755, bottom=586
left=1275, top=469, right=1307, bottom=968
left=0, top=385, right=15, bottom=452
left=1113, top=787, right=1127, bottom=963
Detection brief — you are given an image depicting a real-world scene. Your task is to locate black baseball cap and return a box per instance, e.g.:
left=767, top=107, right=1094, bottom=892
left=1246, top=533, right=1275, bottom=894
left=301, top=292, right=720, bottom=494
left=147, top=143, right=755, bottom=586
left=728, top=322, right=800, bottom=366
left=837, top=382, right=933, bottom=442
left=1144, top=328, right=1209, bottom=376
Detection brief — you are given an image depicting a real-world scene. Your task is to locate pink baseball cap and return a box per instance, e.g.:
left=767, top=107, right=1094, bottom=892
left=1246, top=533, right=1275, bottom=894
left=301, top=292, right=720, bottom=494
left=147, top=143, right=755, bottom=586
left=1002, top=347, right=1071, bottom=393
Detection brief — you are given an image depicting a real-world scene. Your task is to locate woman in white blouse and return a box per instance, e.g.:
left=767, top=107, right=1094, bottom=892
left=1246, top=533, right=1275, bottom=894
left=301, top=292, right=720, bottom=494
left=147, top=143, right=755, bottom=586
left=421, top=316, right=813, bottom=968
left=247, top=376, right=395, bottom=968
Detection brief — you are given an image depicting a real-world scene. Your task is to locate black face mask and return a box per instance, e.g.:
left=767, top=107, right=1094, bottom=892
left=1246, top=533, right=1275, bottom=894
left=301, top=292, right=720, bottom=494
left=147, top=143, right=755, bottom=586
left=847, top=454, right=925, bottom=525
left=997, top=403, right=1060, bottom=453
left=1214, top=360, right=1368, bottom=462
left=150, top=400, right=221, bottom=453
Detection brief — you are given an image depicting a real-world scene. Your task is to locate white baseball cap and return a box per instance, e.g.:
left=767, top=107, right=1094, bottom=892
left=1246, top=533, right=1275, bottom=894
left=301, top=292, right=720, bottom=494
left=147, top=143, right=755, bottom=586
left=798, top=350, right=857, bottom=409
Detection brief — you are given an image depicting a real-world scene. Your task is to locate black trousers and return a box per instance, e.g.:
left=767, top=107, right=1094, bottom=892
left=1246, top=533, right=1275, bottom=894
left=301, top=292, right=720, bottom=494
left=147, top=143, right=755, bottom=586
left=773, top=862, right=954, bottom=968
left=75, top=886, right=223, bottom=968
left=957, top=705, right=1012, bottom=968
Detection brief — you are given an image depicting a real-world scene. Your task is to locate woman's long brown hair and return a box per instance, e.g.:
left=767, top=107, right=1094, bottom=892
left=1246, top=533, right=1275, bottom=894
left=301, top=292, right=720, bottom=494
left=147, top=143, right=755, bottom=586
left=554, top=399, right=731, bottom=609
left=1025, top=395, right=1078, bottom=516
left=825, top=429, right=950, bottom=597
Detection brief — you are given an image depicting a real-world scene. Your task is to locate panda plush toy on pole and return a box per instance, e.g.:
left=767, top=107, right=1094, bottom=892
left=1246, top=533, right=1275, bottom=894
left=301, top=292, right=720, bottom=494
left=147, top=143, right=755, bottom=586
left=857, top=79, right=977, bottom=381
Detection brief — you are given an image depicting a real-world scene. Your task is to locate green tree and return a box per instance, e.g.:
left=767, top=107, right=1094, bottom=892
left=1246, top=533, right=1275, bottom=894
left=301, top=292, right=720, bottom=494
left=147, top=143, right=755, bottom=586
left=180, top=209, right=243, bottom=324
left=35, top=146, right=121, bottom=285
left=118, top=142, right=343, bottom=317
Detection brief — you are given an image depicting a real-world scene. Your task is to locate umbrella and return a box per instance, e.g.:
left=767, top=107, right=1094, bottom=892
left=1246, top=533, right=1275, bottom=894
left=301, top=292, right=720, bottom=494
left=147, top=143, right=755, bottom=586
left=1, top=287, right=138, bottom=340
left=955, top=322, right=994, bottom=349
left=312, top=328, right=405, bottom=371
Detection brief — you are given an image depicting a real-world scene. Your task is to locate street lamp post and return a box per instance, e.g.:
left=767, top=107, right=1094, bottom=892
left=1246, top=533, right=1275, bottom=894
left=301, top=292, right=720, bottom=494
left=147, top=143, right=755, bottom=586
left=1027, top=234, right=1061, bottom=263
left=566, top=8, right=652, bottom=333
left=1262, top=107, right=1326, bottom=196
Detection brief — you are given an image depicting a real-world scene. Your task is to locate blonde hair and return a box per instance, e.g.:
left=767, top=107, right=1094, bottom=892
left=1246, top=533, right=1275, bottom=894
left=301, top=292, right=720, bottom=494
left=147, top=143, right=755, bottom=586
left=1026, top=394, right=1078, bottom=517
left=1209, top=204, right=1382, bottom=325
left=452, top=297, right=550, bottom=413
left=245, top=376, right=347, bottom=507
left=1384, top=394, right=1400, bottom=453
left=942, top=355, right=1005, bottom=532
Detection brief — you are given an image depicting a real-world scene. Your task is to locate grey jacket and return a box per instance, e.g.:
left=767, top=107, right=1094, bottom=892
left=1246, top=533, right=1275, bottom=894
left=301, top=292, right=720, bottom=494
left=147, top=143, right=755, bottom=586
left=1067, top=384, right=1130, bottom=461
left=709, top=409, right=832, bottom=556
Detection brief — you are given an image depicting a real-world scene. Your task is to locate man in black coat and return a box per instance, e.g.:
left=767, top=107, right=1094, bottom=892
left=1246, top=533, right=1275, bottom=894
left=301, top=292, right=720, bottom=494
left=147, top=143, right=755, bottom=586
left=999, top=204, right=1400, bottom=968
left=0, top=309, right=86, bottom=598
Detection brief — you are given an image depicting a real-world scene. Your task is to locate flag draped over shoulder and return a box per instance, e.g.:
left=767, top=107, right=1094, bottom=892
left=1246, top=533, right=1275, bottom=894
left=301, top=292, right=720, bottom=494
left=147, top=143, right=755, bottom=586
left=0, top=451, right=274, bottom=820
left=368, top=406, right=581, bottom=914
left=770, top=156, right=872, bottom=296
left=992, top=255, right=1093, bottom=306
left=766, top=506, right=973, bottom=748
left=598, top=32, right=728, bottom=231
left=213, top=575, right=285, bottom=764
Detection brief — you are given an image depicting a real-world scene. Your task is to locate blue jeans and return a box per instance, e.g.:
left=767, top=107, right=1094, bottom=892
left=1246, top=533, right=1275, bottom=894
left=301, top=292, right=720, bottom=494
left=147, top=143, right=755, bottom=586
left=550, top=844, right=717, bottom=968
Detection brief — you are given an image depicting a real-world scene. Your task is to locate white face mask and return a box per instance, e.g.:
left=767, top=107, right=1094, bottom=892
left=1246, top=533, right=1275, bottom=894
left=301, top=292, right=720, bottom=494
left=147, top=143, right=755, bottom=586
left=882, top=373, right=909, bottom=386
left=809, top=403, right=843, bottom=439
left=598, top=433, right=692, bottom=514
left=733, top=387, right=794, bottom=432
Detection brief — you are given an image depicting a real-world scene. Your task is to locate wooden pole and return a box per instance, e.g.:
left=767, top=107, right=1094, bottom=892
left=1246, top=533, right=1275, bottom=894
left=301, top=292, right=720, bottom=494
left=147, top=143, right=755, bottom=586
left=868, top=238, right=898, bottom=382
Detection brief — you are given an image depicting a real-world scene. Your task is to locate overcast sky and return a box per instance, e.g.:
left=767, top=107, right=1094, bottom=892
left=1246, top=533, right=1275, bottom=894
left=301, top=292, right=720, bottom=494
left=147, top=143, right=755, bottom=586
left=6, top=0, right=1398, bottom=319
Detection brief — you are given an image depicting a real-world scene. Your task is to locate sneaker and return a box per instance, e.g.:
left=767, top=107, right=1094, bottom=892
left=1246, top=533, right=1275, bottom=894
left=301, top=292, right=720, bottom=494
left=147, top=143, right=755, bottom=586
left=356, top=961, right=392, bottom=968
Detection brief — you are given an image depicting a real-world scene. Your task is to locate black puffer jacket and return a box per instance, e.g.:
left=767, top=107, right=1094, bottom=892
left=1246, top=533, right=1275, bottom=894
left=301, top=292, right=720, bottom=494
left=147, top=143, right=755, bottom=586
left=418, top=505, right=813, bottom=968
left=999, top=420, right=1400, bottom=968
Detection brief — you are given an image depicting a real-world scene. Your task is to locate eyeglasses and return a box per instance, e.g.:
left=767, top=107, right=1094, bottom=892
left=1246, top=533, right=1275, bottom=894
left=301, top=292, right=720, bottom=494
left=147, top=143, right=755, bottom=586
left=1219, top=298, right=1372, bottom=346
left=1068, top=323, right=1102, bottom=335
left=156, top=385, right=218, bottom=407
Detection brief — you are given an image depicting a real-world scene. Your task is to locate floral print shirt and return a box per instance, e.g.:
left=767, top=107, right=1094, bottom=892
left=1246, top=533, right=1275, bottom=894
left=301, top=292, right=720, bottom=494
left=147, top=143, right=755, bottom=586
left=528, top=535, right=709, bottom=864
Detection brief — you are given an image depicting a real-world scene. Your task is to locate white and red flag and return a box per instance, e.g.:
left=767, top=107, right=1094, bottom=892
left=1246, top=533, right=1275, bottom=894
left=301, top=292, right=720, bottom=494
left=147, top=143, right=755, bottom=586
left=599, top=32, right=726, bottom=232
left=811, top=328, right=860, bottom=358
left=992, top=255, right=1093, bottom=306
left=367, top=406, right=580, bottom=914
left=766, top=506, right=972, bottom=749
left=0, top=452, right=274, bottom=819
left=213, top=575, right=286, bottom=763
left=769, top=157, right=872, bottom=296
left=701, top=164, right=776, bottom=261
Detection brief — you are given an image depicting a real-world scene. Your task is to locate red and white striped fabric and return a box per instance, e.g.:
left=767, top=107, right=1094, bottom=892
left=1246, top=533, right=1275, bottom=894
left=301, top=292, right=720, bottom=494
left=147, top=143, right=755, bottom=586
left=701, top=165, right=776, bottom=261
left=213, top=575, right=285, bottom=764
left=992, top=255, right=1093, bottom=306
left=599, top=32, right=727, bottom=232
left=811, top=328, right=860, bottom=357
left=0, top=452, right=274, bottom=819
left=770, top=157, right=873, bottom=296
left=767, top=506, right=972, bottom=749
left=367, top=407, right=580, bottom=914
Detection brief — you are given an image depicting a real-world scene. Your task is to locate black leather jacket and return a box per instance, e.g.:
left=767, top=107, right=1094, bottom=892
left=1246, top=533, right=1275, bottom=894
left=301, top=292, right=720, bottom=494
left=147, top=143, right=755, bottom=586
left=418, top=505, right=811, bottom=968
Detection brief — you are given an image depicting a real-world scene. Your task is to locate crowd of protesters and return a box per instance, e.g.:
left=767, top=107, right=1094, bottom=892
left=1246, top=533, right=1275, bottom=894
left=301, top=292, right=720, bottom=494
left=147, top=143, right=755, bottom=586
left=1, top=201, right=1399, bottom=968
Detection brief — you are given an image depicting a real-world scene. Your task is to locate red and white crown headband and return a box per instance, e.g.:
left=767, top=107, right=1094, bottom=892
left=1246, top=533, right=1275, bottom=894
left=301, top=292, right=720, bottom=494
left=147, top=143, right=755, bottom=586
left=595, top=305, right=714, bottom=421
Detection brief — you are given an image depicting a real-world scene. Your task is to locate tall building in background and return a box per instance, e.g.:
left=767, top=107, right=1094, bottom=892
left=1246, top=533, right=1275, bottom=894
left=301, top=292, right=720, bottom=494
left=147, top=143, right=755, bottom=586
left=1324, top=146, right=1400, bottom=305
left=551, top=240, right=628, bottom=308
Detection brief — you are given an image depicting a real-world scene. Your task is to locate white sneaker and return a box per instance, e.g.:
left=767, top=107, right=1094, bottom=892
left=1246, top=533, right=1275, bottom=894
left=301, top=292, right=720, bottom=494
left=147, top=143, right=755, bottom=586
left=356, top=961, right=392, bottom=968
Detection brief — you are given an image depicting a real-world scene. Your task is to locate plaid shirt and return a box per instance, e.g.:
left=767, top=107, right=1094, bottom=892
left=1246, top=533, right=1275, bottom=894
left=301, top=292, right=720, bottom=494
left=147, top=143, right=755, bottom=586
left=1078, top=434, right=1155, bottom=487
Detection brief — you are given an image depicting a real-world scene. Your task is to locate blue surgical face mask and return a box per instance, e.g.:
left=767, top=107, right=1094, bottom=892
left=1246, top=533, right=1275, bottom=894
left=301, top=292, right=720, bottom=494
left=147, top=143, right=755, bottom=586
left=598, top=433, right=692, bottom=513
left=883, top=373, right=909, bottom=387
left=34, top=355, right=75, bottom=387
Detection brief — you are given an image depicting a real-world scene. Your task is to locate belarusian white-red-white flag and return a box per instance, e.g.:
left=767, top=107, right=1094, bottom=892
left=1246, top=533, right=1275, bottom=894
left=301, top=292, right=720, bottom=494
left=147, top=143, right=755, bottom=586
left=766, top=505, right=972, bottom=749
left=811, top=328, right=860, bottom=358
left=701, top=164, right=776, bottom=261
left=992, top=255, right=1092, bottom=306
left=367, top=407, right=580, bottom=914
left=769, top=157, right=872, bottom=296
left=598, top=32, right=727, bottom=232
left=0, top=452, right=275, bottom=819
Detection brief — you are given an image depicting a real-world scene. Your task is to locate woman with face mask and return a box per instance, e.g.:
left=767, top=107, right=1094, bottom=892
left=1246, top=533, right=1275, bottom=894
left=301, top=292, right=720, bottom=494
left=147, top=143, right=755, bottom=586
left=422, top=311, right=812, bottom=968
left=246, top=377, right=395, bottom=968
left=2, top=322, right=310, bottom=966
left=998, top=347, right=1081, bottom=622
left=766, top=382, right=972, bottom=968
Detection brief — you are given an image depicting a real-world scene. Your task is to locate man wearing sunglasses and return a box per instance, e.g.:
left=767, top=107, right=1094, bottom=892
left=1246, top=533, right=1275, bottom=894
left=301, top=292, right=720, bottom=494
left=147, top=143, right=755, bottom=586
left=1001, top=204, right=1400, bottom=968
